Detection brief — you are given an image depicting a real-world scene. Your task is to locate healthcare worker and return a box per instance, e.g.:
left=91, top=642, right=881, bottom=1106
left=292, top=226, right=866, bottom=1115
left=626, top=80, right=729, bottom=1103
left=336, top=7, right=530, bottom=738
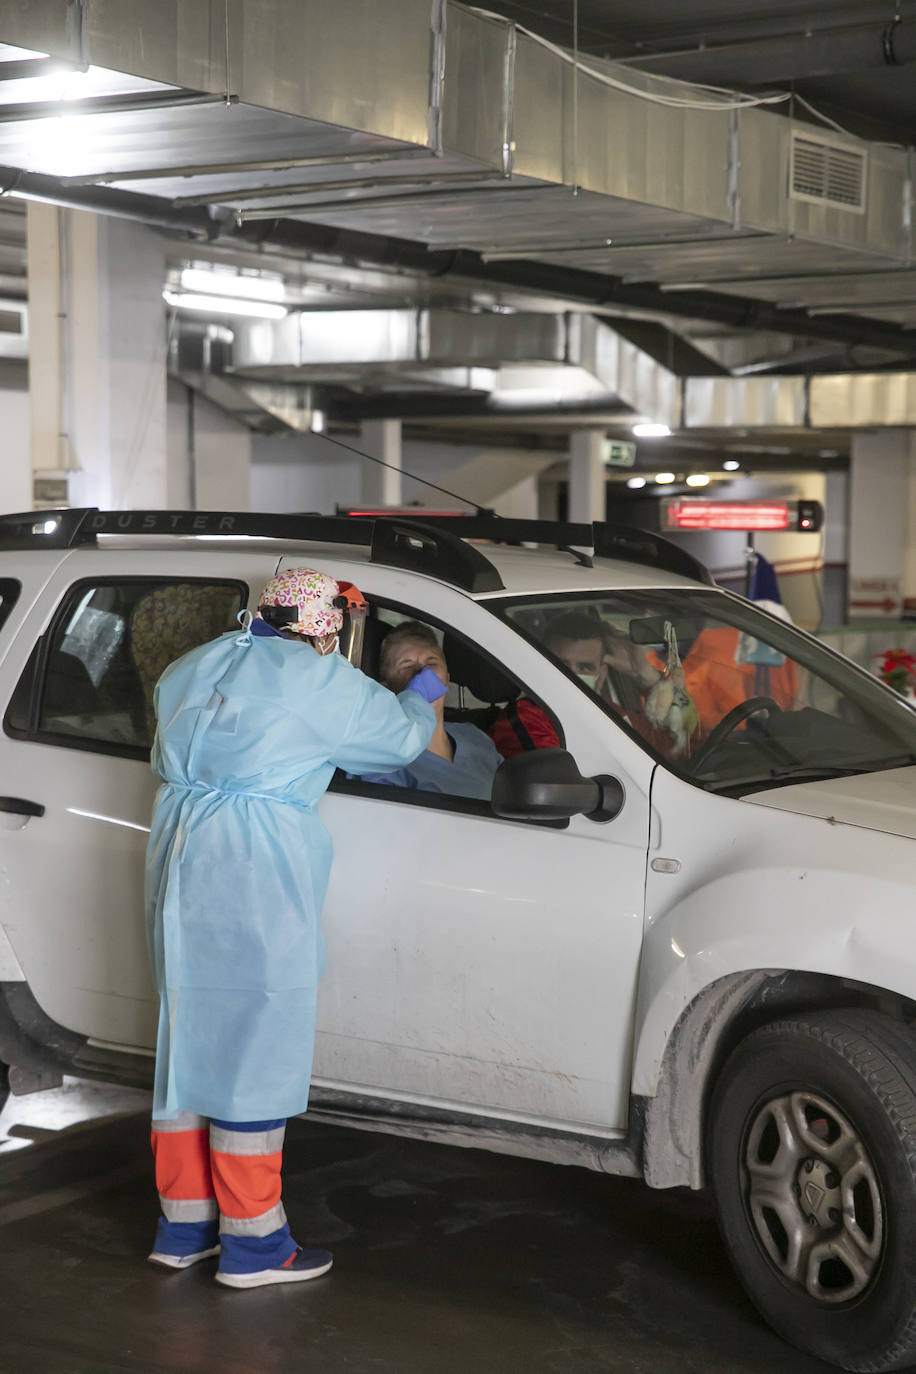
left=145, top=567, right=444, bottom=1289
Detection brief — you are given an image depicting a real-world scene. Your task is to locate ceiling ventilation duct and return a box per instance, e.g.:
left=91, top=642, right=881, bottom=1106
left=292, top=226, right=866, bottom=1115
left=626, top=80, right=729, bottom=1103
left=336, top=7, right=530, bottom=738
left=0, top=1, right=910, bottom=332
left=194, top=306, right=916, bottom=433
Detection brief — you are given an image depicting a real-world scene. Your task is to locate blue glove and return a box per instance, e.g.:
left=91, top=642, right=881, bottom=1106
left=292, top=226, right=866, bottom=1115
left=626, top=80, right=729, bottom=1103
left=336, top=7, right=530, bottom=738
left=406, top=666, right=448, bottom=703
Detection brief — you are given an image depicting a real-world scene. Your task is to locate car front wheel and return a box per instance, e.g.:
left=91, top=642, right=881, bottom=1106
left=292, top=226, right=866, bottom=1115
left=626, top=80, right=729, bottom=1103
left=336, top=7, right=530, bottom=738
left=708, top=1010, right=916, bottom=1372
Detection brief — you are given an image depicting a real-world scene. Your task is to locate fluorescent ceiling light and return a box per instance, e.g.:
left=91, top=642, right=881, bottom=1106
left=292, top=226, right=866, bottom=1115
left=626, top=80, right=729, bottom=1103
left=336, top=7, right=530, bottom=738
left=163, top=291, right=288, bottom=320
left=633, top=422, right=671, bottom=438
left=626, top=476, right=647, bottom=489
left=179, top=267, right=286, bottom=303
left=722, top=459, right=741, bottom=471
left=686, top=473, right=710, bottom=487
left=655, top=472, right=676, bottom=485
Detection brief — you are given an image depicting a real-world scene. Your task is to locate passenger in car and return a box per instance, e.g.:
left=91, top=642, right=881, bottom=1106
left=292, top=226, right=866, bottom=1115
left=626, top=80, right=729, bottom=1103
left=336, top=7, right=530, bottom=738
left=146, top=569, right=440, bottom=1290
left=353, top=621, right=501, bottom=800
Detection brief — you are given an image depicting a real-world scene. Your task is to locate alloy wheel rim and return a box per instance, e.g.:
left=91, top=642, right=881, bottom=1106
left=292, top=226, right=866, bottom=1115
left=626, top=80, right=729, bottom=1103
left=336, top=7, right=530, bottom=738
left=744, top=1089, right=883, bottom=1303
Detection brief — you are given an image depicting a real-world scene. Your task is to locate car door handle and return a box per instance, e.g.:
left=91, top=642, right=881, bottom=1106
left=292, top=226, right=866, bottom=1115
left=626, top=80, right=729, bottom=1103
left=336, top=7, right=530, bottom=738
left=0, top=796, right=45, bottom=817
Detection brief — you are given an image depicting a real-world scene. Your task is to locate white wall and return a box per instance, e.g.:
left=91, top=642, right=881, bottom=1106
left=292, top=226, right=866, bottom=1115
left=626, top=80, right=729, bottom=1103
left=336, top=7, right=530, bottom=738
left=168, top=382, right=252, bottom=511
left=251, top=432, right=361, bottom=513
left=250, top=431, right=552, bottom=515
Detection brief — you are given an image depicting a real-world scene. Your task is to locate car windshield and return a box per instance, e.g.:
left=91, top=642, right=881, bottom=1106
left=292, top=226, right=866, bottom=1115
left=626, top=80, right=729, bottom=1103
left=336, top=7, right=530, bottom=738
left=497, top=589, right=916, bottom=794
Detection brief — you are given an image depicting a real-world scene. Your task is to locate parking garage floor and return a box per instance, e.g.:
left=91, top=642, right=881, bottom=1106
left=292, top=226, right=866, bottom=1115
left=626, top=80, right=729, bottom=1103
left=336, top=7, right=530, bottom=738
left=0, top=1081, right=837, bottom=1374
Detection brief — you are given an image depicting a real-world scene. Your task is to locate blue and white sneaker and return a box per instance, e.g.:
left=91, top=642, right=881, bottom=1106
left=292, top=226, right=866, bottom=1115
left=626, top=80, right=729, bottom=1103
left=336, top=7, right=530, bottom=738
left=215, top=1247, right=333, bottom=1289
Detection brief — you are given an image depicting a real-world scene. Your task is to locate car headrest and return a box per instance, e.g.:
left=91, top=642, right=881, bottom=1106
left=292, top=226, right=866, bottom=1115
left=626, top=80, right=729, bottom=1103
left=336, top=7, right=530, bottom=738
left=443, top=631, right=518, bottom=704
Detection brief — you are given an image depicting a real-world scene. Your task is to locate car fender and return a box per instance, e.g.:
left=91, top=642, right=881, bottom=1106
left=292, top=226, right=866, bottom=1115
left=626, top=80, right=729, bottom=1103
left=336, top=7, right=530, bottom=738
left=632, top=774, right=916, bottom=1188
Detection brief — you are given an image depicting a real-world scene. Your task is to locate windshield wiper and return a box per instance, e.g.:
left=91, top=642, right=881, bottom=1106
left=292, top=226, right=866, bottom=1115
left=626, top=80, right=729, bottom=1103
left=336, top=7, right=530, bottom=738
left=765, top=765, right=870, bottom=782
left=723, top=756, right=916, bottom=790
left=699, top=764, right=866, bottom=794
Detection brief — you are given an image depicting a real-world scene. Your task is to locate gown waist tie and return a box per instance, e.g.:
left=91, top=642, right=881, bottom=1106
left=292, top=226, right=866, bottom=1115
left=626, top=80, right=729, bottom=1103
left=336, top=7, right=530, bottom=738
left=168, top=781, right=317, bottom=812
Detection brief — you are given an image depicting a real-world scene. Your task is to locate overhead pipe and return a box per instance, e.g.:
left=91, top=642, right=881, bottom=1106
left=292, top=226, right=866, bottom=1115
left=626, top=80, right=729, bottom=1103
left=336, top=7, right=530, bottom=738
left=631, top=20, right=916, bottom=86
left=0, top=164, right=218, bottom=238
left=3, top=161, right=916, bottom=360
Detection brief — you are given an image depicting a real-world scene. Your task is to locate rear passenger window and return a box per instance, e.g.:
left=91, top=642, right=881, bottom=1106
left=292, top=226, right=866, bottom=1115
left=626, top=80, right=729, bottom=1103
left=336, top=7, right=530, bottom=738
left=0, top=579, right=20, bottom=635
left=7, top=579, right=245, bottom=758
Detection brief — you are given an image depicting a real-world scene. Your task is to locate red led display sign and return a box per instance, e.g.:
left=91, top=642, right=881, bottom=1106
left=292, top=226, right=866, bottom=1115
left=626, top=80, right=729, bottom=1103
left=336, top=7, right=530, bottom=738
left=341, top=508, right=469, bottom=519
left=662, top=500, right=793, bottom=532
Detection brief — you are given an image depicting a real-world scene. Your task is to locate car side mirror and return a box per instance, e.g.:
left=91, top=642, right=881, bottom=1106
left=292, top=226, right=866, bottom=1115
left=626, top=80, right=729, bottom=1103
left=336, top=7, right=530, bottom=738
left=491, top=749, right=624, bottom=822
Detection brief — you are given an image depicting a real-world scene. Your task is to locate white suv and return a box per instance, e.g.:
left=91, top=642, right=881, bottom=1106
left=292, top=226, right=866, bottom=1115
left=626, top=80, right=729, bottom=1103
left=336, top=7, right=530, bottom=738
left=1, top=507, right=915, bottom=1372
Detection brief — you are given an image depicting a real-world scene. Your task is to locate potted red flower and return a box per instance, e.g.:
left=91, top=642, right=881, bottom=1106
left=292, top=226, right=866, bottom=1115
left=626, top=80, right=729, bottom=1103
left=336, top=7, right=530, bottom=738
left=875, top=647, right=916, bottom=696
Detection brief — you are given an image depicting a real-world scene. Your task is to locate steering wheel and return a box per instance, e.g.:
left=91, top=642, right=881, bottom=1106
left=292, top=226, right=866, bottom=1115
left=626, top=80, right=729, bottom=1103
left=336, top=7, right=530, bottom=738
left=691, top=696, right=782, bottom=770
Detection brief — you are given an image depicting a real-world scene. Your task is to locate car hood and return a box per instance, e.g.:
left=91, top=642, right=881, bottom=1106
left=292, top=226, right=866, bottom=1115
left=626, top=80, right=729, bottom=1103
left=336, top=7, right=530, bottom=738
left=743, top=765, right=916, bottom=841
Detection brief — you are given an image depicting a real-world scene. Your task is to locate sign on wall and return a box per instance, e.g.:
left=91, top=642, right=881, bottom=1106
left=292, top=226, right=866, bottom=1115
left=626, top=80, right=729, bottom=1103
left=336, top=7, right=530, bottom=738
left=848, top=576, right=902, bottom=618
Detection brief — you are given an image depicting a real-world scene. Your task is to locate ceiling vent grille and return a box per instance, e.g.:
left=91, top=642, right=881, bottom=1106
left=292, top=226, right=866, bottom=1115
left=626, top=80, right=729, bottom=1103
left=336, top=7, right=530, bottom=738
left=789, top=134, right=867, bottom=213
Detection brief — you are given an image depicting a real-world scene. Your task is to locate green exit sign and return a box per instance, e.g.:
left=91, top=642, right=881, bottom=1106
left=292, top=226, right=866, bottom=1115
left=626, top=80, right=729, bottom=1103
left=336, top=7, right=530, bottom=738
left=602, top=439, right=636, bottom=467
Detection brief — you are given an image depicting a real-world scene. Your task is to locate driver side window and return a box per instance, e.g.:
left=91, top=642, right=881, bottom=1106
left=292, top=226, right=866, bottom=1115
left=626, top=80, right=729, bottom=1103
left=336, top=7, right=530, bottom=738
left=336, top=604, right=561, bottom=808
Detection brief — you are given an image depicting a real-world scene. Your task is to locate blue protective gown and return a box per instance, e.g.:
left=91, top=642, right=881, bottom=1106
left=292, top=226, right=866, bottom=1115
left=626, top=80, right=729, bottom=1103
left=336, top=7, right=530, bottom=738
left=145, top=621, right=435, bottom=1122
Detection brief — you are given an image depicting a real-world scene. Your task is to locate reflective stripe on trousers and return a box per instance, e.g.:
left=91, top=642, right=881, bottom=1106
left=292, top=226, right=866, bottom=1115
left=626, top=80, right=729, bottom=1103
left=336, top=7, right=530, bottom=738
left=151, top=1112, right=291, bottom=1246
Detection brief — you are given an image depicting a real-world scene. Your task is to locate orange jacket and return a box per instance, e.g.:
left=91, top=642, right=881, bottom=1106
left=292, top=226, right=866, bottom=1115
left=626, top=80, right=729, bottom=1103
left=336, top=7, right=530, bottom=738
left=653, top=626, right=798, bottom=733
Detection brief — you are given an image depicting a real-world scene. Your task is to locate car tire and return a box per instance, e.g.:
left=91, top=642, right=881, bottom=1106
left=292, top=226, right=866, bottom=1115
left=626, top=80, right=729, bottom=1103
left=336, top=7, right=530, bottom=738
left=708, top=1010, right=916, bottom=1372
left=0, top=1059, right=9, bottom=1115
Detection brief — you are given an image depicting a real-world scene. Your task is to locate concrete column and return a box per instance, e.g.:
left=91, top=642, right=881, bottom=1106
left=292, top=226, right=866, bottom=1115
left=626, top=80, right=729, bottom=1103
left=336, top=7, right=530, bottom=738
left=848, top=431, right=916, bottom=619
left=906, top=451, right=916, bottom=617
left=568, top=430, right=606, bottom=524
left=822, top=471, right=849, bottom=626
left=27, top=204, right=167, bottom=511
left=26, top=205, right=63, bottom=494
left=0, top=386, right=31, bottom=512
left=359, top=419, right=402, bottom=507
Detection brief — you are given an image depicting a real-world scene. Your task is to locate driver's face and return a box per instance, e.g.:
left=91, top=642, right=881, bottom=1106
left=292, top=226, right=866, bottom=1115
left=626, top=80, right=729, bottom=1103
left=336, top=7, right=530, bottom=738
left=547, top=636, right=606, bottom=682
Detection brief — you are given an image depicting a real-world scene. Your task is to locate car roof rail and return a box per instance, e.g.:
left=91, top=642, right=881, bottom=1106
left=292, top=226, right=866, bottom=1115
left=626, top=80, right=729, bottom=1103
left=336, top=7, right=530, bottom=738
left=0, top=508, right=710, bottom=589
left=370, top=517, right=504, bottom=593
left=391, top=514, right=714, bottom=586
left=0, top=507, right=506, bottom=594
left=591, top=523, right=714, bottom=586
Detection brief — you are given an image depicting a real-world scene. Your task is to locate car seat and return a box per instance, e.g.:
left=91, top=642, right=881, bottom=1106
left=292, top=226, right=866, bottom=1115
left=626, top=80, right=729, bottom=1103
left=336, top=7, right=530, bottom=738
left=42, top=650, right=99, bottom=723
left=441, top=631, right=519, bottom=731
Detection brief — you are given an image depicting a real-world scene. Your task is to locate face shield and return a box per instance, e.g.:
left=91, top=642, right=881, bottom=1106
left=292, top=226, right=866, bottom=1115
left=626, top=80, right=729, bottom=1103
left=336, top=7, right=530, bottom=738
left=334, top=581, right=368, bottom=665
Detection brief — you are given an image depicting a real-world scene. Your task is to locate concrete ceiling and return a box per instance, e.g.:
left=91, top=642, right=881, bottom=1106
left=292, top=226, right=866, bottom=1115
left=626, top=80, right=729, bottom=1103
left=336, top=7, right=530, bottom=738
left=482, top=1, right=916, bottom=145
left=1, top=0, right=915, bottom=465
